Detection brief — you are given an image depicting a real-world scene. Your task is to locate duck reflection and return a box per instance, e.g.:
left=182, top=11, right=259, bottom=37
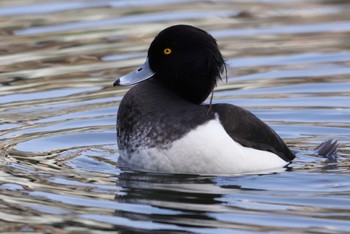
left=113, top=170, right=259, bottom=232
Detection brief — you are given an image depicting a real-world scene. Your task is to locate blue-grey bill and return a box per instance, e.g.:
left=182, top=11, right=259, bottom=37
left=113, top=59, right=155, bottom=86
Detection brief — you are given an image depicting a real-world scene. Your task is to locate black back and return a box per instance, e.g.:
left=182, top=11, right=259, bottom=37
left=211, top=104, right=295, bottom=161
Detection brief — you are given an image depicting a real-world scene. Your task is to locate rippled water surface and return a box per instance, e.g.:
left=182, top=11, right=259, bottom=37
left=1, top=0, right=350, bottom=233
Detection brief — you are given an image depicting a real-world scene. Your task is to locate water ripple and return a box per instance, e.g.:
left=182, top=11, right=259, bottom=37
left=0, top=0, right=349, bottom=233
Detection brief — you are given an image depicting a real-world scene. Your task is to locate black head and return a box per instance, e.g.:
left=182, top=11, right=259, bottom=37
left=148, top=25, right=225, bottom=104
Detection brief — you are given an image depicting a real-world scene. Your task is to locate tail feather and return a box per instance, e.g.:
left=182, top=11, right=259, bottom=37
left=314, top=139, right=338, bottom=162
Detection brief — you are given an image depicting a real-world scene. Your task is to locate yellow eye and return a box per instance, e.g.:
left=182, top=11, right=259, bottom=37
left=163, top=48, right=172, bottom=55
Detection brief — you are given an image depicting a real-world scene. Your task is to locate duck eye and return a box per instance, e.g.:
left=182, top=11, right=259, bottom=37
left=163, top=48, right=172, bottom=55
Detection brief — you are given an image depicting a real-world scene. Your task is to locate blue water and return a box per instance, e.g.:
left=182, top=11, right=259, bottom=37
left=0, top=0, right=349, bottom=233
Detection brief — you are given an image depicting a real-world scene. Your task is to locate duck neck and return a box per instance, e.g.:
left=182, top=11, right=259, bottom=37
left=154, top=73, right=216, bottom=105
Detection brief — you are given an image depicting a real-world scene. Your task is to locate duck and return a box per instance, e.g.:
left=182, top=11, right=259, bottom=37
left=113, top=24, right=297, bottom=175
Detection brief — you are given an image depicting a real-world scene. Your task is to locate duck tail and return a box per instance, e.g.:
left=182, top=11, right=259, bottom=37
left=314, top=139, right=338, bottom=162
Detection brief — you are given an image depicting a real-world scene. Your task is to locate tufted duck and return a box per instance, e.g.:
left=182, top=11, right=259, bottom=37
left=113, top=25, right=297, bottom=175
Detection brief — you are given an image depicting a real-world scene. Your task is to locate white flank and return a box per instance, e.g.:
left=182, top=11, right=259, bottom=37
left=118, top=118, right=288, bottom=175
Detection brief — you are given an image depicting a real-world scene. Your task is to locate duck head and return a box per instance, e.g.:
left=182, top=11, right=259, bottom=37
left=114, top=25, right=225, bottom=104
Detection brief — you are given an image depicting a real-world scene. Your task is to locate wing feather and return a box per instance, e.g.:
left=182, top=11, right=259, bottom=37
left=212, top=104, right=295, bottom=161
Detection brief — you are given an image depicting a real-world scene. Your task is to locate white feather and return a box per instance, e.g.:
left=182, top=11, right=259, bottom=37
left=118, top=117, right=288, bottom=175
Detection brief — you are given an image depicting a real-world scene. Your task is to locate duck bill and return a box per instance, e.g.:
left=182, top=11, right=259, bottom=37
left=113, top=59, right=155, bottom=86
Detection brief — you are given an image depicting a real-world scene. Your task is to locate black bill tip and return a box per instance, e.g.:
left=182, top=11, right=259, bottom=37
left=113, top=79, right=120, bottom=86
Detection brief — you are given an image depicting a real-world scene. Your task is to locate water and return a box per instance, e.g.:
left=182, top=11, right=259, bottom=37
left=0, top=0, right=349, bottom=233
